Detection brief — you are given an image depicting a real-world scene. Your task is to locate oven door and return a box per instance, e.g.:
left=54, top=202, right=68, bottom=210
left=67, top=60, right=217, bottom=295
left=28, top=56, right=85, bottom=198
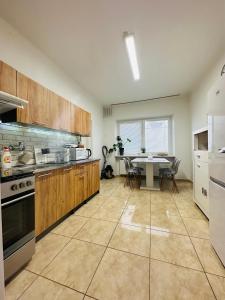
left=1, top=190, right=35, bottom=259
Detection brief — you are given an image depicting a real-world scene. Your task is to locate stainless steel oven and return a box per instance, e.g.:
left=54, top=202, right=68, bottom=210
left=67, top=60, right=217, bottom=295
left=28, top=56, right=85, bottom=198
left=1, top=174, right=35, bottom=281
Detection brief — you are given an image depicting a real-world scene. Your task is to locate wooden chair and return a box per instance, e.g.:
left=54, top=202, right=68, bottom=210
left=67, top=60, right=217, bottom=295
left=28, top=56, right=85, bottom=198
left=159, top=158, right=181, bottom=192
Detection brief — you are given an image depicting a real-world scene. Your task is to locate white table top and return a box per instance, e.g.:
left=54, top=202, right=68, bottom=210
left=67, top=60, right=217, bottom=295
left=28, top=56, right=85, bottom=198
left=131, top=157, right=170, bottom=164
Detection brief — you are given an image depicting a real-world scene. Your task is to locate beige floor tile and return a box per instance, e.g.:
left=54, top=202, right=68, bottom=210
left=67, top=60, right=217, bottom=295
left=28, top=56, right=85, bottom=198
left=127, top=197, right=150, bottom=209
left=120, top=206, right=150, bottom=228
left=151, top=201, right=179, bottom=216
left=151, top=230, right=202, bottom=270
left=92, top=195, right=109, bottom=206
left=150, top=259, right=215, bottom=300
left=20, top=276, right=84, bottom=300
left=92, top=206, right=124, bottom=222
left=192, top=238, right=225, bottom=277
left=87, top=248, right=149, bottom=300
left=178, top=204, right=206, bottom=220
left=26, top=233, right=70, bottom=274
left=75, top=202, right=99, bottom=217
left=74, top=218, right=116, bottom=246
left=207, top=273, right=225, bottom=300
left=5, top=270, right=37, bottom=300
left=151, top=192, right=172, bottom=202
left=112, top=189, right=131, bottom=198
left=52, top=215, right=88, bottom=237
left=151, top=214, right=187, bottom=235
left=42, top=239, right=105, bottom=293
left=109, top=223, right=150, bottom=257
left=102, top=198, right=127, bottom=211
left=183, top=217, right=209, bottom=239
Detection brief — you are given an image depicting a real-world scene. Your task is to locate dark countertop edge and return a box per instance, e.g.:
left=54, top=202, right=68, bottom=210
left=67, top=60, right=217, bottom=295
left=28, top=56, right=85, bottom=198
left=33, top=158, right=101, bottom=174
left=115, top=155, right=175, bottom=158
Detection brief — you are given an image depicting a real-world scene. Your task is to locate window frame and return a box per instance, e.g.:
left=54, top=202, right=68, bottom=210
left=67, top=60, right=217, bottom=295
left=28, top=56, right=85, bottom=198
left=117, top=116, right=173, bottom=154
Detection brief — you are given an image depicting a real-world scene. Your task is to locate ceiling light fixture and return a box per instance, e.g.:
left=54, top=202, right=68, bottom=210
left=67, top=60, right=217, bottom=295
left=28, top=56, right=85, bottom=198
left=124, top=32, right=140, bottom=81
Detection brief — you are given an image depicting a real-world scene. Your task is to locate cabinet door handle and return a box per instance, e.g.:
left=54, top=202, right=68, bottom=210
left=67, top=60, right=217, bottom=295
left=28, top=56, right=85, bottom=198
left=63, top=168, right=72, bottom=172
left=197, top=164, right=200, bottom=168
left=197, top=155, right=200, bottom=158
left=38, top=172, right=52, bottom=178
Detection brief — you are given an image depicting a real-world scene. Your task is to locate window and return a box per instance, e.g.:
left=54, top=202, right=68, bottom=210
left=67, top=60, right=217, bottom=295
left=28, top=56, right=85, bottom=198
left=118, top=117, right=172, bottom=154
left=119, top=121, right=142, bottom=154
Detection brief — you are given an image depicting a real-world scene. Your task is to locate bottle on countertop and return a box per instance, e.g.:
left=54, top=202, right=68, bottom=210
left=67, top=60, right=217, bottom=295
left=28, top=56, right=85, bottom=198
left=1, top=146, right=12, bottom=169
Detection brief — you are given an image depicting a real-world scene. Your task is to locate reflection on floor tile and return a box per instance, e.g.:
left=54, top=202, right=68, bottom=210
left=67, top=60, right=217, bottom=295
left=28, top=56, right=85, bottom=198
left=109, top=223, right=150, bottom=257
left=151, top=214, right=187, bottom=235
left=5, top=270, right=37, bottom=300
left=87, top=248, right=150, bottom=300
left=183, top=217, right=209, bottom=239
left=207, top=273, right=225, bottom=300
left=74, top=218, right=116, bottom=246
left=192, top=238, right=225, bottom=277
left=151, top=201, right=179, bottom=216
left=151, top=230, right=202, bottom=270
left=120, top=206, right=150, bottom=228
left=26, top=233, right=70, bottom=274
left=42, top=239, right=105, bottom=293
left=93, top=206, right=124, bottom=222
left=150, top=260, right=215, bottom=300
left=20, top=276, right=84, bottom=300
left=52, top=215, right=88, bottom=237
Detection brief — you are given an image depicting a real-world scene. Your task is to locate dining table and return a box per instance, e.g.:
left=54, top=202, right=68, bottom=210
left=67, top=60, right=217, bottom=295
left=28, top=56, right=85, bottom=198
left=131, top=157, right=170, bottom=191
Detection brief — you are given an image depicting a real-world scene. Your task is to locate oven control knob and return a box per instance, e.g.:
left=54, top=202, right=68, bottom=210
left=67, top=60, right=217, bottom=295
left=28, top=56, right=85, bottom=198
left=11, top=184, right=18, bottom=191
left=26, top=181, right=32, bottom=186
left=19, top=182, right=26, bottom=189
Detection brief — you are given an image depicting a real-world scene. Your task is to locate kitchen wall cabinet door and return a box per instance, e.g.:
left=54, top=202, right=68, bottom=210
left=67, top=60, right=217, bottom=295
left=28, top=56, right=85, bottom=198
left=16, top=72, right=31, bottom=124
left=35, top=170, right=58, bottom=236
left=0, top=61, right=17, bottom=95
left=70, top=102, right=76, bottom=133
left=74, top=106, right=82, bottom=134
left=48, top=91, right=61, bottom=130
left=28, top=79, right=50, bottom=127
left=58, top=97, right=70, bottom=132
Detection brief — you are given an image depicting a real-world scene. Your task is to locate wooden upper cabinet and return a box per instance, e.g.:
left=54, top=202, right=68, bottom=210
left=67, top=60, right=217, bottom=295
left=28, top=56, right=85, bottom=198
left=49, top=91, right=61, bottom=130
left=58, top=97, right=70, bottom=132
left=28, top=79, right=49, bottom=127
left=0, top=60, right=92, bottom=136
left=0, top=61, right=17, bottom=95
left=17, top=72, right=31, bottom=124
left=75, top=106, right=82, bottom=134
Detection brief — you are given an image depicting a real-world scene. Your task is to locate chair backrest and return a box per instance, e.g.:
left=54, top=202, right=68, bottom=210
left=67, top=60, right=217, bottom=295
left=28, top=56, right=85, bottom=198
left=123, top=158, right=130, bottom=173
left=172, top=158, right=181, bottom=175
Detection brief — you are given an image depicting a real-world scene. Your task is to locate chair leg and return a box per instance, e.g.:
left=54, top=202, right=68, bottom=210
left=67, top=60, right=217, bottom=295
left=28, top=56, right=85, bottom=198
left=172, top=176, right=179, bottom=193
left=160, top=175, right=164, bottom=190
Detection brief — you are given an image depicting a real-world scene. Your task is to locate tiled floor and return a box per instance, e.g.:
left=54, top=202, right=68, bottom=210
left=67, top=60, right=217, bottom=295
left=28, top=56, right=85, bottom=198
left=5, top=177, right=225, bottom=299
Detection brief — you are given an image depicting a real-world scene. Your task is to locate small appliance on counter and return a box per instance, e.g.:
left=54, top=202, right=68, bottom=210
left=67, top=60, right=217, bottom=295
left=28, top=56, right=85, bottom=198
left=34, top=147, right=70, bottom=165
left=64, top=145, right=92, bottom=161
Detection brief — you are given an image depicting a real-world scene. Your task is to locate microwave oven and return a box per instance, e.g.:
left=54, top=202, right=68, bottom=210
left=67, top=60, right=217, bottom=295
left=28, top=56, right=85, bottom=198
left=69, top=148, right=92, bottom=161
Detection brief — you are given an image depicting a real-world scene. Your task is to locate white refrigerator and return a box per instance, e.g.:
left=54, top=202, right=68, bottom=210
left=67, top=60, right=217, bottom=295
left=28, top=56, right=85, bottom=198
left=208, top=76, right=225, bottom=266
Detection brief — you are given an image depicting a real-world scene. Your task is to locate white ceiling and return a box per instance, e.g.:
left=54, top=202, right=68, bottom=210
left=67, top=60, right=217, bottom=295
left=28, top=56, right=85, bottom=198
left=0, top=0, right=225, bottom=104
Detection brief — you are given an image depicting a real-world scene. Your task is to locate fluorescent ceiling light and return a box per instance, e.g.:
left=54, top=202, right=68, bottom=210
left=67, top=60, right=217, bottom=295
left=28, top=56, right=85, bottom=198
left=124, top=32, right=140, bottom=81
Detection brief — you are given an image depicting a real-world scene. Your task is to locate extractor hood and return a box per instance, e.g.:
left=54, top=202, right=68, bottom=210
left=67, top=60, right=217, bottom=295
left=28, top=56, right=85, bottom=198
left=0, top=90, right=28, bottom=114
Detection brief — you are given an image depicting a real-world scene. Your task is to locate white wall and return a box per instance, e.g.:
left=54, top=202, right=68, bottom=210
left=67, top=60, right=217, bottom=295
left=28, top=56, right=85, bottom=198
left=0, top=17, right=103, bottom=161
left=190, top=52, right=225, bottom=132
left=103, top=96, right=192, bottom=180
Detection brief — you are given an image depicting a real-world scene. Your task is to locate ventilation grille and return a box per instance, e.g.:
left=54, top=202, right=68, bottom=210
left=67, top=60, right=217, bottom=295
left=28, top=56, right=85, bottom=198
left=103, top=105, right=112, bottom=118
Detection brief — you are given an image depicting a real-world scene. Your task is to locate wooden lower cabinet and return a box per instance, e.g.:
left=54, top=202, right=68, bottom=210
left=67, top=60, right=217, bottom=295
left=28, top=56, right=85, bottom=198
left=35, top=161, right=100, bottom=236
left=57, top=167, right=75, bottom=219
left=35, top=170, right=59, bottom=236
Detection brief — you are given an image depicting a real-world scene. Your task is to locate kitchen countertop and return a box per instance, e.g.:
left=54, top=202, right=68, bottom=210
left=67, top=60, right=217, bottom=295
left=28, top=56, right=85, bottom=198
left=34, top=158, right=100, bottom=174
left=1, top=158, right=100, bottom=181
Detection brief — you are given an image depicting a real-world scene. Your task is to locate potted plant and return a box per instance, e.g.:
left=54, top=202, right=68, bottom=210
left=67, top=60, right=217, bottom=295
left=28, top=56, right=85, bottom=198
left=109, top=136, right=131, bottom=156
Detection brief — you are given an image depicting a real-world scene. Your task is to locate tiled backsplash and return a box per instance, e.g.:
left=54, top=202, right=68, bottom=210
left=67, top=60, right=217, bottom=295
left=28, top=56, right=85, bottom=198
left=0, top=123, right=80, bottom=165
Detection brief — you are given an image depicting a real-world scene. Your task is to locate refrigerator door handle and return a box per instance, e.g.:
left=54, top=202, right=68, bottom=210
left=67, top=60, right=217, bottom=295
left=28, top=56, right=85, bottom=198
left=210, top=177, right=225, bottom=189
